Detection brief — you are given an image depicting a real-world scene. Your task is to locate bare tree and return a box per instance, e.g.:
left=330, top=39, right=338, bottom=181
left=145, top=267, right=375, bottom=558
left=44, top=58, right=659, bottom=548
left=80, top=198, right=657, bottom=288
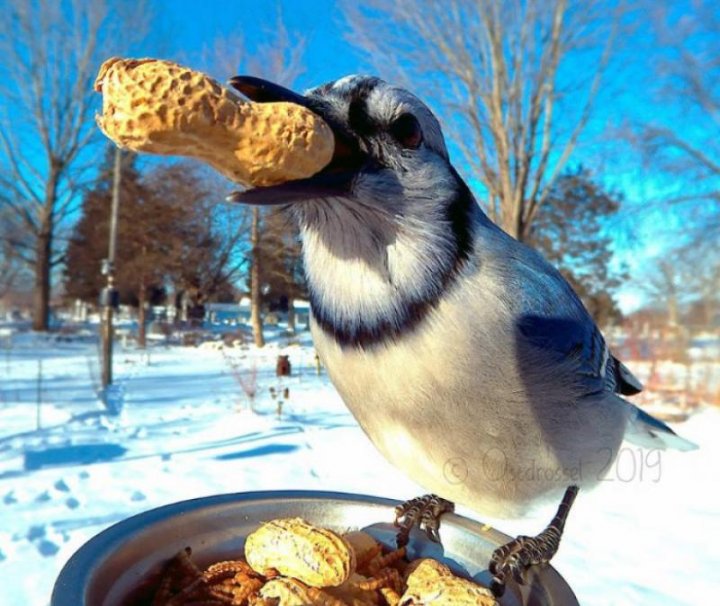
left=676, top=240, right=720, bottom=331
left=343, top=0, right=618, bottom=241
left=0, top=0, right=149, bottom=330
left=643, top=240, right=719, bottom=333
left=643, top=259, right=682, bottom=328
left=630, top=1, right=720, bottom=245
left=199, top=14, right=307, bottom=347
left=148, top=164, right=250, bottom=320
left=686, top=255, right=720, bottom=330
left=258, top=207, right=307, bottom=332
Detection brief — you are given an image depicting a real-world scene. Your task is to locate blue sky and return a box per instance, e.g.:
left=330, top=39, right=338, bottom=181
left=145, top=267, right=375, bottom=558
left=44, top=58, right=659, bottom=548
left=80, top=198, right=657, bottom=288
left=133, top=0, right=704, bottom=312
left=143, top=0, right=361, bottom=89
left=4, top=0, right=713, bottom=312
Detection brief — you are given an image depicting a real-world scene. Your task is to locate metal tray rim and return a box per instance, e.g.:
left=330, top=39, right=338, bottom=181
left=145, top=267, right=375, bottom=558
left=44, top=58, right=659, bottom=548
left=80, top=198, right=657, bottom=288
left=51, top=490, right=579, bottom=606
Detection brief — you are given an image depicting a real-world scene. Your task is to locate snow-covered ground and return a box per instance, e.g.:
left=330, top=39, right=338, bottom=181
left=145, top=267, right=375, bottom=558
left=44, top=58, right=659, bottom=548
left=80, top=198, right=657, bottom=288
left=1, top=327, right=718, bottom=606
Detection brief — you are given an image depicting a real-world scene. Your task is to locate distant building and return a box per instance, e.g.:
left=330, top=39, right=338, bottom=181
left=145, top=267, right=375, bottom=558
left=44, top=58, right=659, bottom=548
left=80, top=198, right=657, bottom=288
left=204, top=299, right=310, bottom=328
left=205, top=302, right=251, bottom=326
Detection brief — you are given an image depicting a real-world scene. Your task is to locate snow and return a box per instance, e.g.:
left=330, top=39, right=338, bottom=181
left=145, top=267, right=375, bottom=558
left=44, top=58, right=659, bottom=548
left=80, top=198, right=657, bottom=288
left=1, top=327, right=718, bottom=606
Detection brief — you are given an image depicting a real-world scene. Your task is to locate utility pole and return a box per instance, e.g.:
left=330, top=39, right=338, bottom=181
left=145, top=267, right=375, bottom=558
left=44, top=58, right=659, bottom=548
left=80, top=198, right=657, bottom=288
left=100, top=147, right=122, bottom=392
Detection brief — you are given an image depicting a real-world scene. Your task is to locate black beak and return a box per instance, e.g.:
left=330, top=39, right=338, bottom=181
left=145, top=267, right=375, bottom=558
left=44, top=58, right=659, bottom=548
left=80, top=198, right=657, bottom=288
left=228, top=76, right=309, bottom=107
left=227, top=76, right=369, bottom=206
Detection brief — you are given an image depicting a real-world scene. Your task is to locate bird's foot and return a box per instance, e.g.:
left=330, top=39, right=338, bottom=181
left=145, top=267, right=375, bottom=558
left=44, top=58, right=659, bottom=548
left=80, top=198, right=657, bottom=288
left=394, top=494, right=455, bottom=548
left=489, top=530, right=560, bottom=596
left=489, top=486, right=578, bottom=597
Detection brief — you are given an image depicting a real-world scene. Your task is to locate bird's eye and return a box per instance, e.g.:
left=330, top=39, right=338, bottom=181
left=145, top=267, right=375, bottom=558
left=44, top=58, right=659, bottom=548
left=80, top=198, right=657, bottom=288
left=389, top=113, right=423, bottom=149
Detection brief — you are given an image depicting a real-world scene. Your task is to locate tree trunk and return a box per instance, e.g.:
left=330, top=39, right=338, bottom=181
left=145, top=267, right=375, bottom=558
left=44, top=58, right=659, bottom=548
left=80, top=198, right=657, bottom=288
left=667, top=293, right=678, bottom=328
left=287, top=295, right=296, bottom=333
left=32, top=170, right=59, bottom=331
left=250, top=206, right=265, bottom=348
left=32, top=229, right=52, bottom=331
left=703, top=277, right=718, bottom=328
left=499, top=200, right=527, bottom=242
left=501, top=213, right=522, bottom=242
left=703, top=298, right=715, bottom=329
left=138, top=282, right=147, bottom=348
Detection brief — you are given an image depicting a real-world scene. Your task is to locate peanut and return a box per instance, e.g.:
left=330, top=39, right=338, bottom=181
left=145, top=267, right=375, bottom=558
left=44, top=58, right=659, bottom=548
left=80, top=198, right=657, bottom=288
left=259, top=577, right=347, bottom=606
left=245, top=518, right=356, bottom=588
left=399, top=559, right=497, bottom=606
left=94, top=57, right=334, bottom=186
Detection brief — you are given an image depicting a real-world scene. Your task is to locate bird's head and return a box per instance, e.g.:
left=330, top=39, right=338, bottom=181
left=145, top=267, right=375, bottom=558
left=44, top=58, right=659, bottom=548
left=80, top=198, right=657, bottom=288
left=229, top=75, right=479, bottom=347
left=228, top=74, right=464, bottom=218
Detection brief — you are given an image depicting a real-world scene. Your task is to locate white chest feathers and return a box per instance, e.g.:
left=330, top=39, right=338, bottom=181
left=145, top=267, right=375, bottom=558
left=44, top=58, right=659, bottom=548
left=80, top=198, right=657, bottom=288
left=299, top=202, right=459, bottom=338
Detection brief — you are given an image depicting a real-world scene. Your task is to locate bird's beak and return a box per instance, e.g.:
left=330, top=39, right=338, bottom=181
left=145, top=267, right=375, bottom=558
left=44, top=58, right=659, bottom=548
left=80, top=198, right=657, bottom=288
left=226, top=76, right=368, bottom=205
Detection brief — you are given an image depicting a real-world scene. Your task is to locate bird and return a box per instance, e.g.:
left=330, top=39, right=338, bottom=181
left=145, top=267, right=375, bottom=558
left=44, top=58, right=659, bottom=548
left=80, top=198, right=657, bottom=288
left=227, top=74, right=697, bottom=595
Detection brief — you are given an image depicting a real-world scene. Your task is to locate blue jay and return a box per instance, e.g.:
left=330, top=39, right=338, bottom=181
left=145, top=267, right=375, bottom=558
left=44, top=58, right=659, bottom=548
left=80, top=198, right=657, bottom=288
left=228, top=75, right=697, bottom=595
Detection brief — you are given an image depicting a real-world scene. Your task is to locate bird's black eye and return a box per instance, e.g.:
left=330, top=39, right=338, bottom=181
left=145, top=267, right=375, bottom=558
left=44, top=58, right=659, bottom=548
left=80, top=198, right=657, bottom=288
left=389, top=113, right=423, bottom=149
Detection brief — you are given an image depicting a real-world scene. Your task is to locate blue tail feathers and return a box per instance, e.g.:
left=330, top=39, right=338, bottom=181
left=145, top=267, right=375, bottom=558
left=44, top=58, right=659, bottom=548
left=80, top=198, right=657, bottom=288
left=625, top=405, right=698, bottom=452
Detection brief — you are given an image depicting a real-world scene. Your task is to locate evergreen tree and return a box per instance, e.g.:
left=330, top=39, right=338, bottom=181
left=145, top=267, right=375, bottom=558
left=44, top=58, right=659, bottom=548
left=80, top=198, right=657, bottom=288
left=527, top=167, right=626, bottom=327
left=66, top=152, right=245, bottom=341
left=64, top=148, right=150, bottom=305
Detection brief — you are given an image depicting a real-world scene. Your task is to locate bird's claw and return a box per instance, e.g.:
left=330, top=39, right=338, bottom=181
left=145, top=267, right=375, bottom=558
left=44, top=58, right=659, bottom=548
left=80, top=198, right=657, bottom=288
left=393, top=494, right=455, bottom=548
left=490, top=485, right=578, bottom=596
left=489, top=528, right=561, bottom=597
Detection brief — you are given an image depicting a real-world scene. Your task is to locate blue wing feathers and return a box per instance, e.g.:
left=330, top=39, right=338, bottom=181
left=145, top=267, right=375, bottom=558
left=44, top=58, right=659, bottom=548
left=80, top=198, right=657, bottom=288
left=516, top=314, right=643, bottom=397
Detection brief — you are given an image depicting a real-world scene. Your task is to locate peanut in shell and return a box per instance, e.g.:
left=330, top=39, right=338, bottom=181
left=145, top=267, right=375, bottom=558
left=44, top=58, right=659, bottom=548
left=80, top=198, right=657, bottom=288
left=399, top=559, right=497, bottom=606
left=245, top=518, right=356, bottom=588
left=258, top=577, right=347, bottom=606
left=94, top=57, right=334, bottom=187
